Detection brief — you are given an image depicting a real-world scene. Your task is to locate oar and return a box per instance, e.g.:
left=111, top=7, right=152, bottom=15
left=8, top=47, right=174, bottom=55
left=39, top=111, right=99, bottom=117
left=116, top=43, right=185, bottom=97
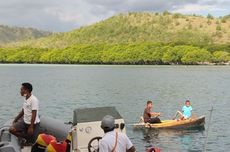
left=203, top=106, right=213, bottom=152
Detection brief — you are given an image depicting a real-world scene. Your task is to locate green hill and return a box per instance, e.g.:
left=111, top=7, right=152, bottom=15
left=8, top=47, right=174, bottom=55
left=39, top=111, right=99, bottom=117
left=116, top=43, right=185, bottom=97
left=6, top=12, right=230, bottom=48
left=0, top=25, right=52, bottom=45
left=1, top=12, right=230, bottom=64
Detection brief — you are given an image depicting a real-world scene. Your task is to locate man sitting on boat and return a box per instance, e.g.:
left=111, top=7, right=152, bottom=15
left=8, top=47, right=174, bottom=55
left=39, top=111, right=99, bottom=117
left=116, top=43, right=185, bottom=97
left=143, top=101, right=161, bottom=124
left=9, top=82, right=40, bottom=144
left=99, top=115, right=136, bottom=152
left=173, top=100, right=193, bottom=120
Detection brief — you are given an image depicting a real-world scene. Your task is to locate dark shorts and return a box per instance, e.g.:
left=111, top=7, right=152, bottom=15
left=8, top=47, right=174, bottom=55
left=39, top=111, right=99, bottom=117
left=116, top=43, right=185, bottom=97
left=147, top=117, right=161, bottom=124
left=14, top=120, right=40, bottom=143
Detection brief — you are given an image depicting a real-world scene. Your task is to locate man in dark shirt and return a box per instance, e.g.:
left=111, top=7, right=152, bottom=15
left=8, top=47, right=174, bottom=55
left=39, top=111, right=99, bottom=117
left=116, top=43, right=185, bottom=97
left=143, top=101, right=161, bottom=123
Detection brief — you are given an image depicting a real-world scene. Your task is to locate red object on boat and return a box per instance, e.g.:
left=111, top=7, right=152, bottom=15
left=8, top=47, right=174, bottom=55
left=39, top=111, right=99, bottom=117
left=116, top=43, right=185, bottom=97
left=46, top=140, right=67, bottom=152
left=147, top=147, right=161, bottom=152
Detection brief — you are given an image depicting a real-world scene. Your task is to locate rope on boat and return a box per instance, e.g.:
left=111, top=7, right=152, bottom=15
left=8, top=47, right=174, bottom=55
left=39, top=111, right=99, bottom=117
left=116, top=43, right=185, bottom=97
left=203, top=106, right=213, bottom=152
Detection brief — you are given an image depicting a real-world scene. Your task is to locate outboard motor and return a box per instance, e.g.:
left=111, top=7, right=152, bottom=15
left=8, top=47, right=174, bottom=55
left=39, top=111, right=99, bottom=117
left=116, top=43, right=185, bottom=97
left=0, top=126, right=21, bottom=152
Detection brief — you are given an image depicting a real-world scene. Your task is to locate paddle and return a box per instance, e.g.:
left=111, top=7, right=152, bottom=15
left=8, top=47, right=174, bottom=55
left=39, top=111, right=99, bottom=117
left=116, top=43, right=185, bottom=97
left=203, top=106, right=213, bottom=152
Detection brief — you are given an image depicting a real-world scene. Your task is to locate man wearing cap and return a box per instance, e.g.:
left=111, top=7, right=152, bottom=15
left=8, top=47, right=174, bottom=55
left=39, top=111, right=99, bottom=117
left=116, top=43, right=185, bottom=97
left=99, top=115, right=136, bottom=152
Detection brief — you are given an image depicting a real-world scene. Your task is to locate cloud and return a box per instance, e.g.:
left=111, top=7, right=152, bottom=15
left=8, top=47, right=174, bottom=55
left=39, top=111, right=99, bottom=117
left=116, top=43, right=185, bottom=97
left=0, top=0, right=76, bottom=31
left=172, top=4, right=216, bottom=14
left=172, top=1, right=229, bottom=16
left=84, top=0, right=199, bottom=12
left=0, top=0, right=229, bottom=32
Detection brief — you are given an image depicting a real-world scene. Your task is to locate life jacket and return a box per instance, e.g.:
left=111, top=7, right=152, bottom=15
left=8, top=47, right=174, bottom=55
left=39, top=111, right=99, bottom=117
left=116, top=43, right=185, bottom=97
left=65, top=132, right=71, bottom=143
left=46, top=140, right=67, bottom=152
left=31, top=133, right=56, bottom=152
left=65, top=133, right=71, bottom=152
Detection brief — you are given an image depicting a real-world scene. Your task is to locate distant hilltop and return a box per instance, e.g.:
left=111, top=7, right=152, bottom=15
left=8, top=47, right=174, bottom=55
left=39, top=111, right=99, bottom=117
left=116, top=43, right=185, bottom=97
left=0, top=25, right=52, bottom=45
left=0, top=12, right=230, bottom=65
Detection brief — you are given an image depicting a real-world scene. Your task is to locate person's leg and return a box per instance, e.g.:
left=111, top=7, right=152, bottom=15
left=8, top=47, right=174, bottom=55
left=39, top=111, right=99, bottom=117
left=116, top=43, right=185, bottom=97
left=32, top=123, right=40, bottom=143
left=26, top=123, right=40, bottom=144
left=173, top=111, right=183, bottom=120
left=148, top=117, right=161, bottom=124
left=9, top=120, right=28, bottom=139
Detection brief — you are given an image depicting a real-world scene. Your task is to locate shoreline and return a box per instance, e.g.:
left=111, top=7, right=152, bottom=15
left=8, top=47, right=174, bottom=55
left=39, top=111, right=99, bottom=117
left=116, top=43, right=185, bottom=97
left=0, top=62, right=229, bottom=66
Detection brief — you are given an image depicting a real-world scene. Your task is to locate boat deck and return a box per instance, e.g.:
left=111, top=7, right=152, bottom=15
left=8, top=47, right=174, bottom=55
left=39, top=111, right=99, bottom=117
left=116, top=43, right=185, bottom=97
left=21, top=146, right=31, bottom=152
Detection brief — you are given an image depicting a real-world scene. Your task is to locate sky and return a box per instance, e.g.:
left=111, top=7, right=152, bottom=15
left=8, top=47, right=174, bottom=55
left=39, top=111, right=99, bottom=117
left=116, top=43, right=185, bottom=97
left=0, top=0, right=229, bottom=32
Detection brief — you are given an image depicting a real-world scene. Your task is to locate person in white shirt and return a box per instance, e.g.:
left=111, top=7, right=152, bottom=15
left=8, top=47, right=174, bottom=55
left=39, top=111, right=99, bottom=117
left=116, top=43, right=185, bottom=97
left=99, top=115, right=136, bottom=152
left=9, top=82, right=40, bottom=143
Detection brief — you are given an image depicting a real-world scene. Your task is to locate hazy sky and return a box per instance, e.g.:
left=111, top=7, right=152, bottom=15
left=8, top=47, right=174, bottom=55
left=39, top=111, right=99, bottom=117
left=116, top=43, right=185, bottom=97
left=0, top=0, right=229, bottom=32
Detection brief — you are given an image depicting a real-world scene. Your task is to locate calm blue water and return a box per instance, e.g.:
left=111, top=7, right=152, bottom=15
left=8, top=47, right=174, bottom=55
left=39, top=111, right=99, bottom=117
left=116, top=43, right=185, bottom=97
left=0, top=64, right=229, bottom=151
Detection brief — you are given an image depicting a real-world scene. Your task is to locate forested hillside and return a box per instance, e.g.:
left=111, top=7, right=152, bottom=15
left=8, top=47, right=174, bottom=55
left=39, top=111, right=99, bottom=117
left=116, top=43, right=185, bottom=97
left=1, top=12, right=230, bottom=64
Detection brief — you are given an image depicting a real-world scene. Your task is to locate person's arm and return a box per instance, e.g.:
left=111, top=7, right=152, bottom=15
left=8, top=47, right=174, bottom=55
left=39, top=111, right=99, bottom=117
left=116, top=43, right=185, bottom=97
left=28, top=110, right=37, bottom=135
left=13, top=109, right=24, bottom=123
left=28, top=99, right=39, bottom=135
left=150, top=112, right=160, bottom=117
left=145, top=108, right=160, bottom=117
left=182, top=106, right=185, bottom=112
left=127, top=146, right=136, bottom=152
left=125, top=134, right=136, bottom=152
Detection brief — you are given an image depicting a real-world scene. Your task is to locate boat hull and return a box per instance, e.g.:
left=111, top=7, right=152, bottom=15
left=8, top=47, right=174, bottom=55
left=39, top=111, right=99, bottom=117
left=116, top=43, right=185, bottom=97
left=133, top=116, right=205, bottom=130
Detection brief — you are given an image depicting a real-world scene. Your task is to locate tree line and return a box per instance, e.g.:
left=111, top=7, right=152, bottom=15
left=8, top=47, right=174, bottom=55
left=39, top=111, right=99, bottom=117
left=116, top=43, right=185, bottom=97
left=0, top=43, right=229, bottom=65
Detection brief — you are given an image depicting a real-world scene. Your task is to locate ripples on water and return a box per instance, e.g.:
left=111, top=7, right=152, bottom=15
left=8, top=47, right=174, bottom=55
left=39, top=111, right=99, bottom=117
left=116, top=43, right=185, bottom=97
left=0, top=64, right=230, bottom=151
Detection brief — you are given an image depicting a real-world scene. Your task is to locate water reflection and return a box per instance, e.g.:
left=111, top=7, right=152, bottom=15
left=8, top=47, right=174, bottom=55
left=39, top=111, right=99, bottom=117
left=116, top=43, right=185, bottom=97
left=133, top=128, right=205, bottom=152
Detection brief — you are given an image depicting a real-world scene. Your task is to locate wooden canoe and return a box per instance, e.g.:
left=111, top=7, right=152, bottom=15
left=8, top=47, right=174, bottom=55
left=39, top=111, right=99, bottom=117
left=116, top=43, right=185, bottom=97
left=133, top=116, right=205, bottom=129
